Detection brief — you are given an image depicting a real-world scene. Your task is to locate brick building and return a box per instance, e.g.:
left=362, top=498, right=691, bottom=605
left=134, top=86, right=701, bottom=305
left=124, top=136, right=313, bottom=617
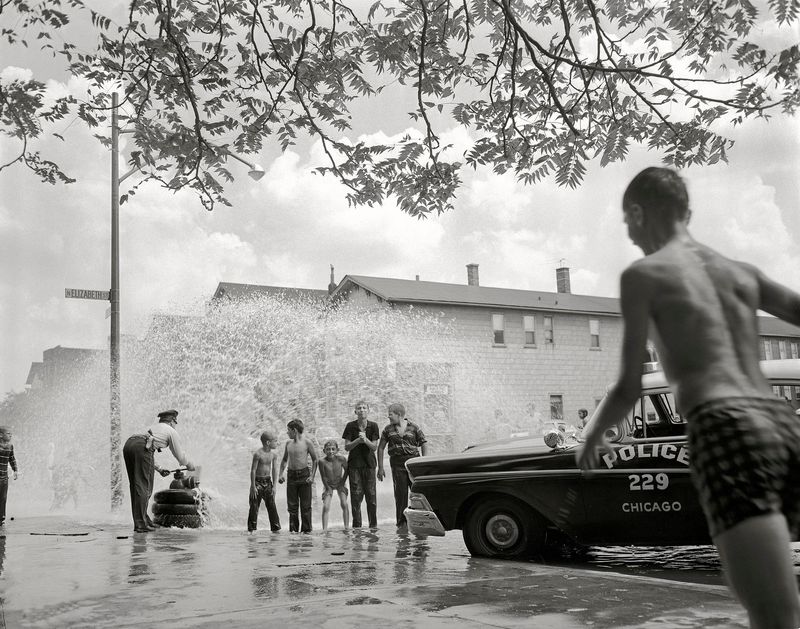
left=329, top=265, right=623, bottom=447
left=25, top=346, right=106, bottom=393
left=328, top=264, right=800, bottom=448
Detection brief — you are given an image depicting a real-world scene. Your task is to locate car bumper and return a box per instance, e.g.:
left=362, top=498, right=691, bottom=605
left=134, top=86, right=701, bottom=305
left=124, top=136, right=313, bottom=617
left=404, top=507, right=446, bottom=537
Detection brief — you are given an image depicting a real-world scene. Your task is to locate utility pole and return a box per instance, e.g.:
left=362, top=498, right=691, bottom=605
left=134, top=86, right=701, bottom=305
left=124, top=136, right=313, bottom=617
left=104, top=98, right=262, bottom=510
left=110, top=92, right=122, bottom=509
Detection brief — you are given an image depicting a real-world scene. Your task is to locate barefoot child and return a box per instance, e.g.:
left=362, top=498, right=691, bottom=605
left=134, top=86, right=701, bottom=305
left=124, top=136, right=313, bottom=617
left=318, top=440, right=349, bottom=531
left=578, top=167, right=800, bottom=628
left=278, top=419, right=318, bottom=533
left=247, top=429, right=281, bottom=532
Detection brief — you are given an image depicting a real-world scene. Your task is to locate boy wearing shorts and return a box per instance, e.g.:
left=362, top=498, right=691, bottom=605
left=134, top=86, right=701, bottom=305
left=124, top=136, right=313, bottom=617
left=318, top=440, right=349, bottom=531
left=579, top=167, right=800, bottom=629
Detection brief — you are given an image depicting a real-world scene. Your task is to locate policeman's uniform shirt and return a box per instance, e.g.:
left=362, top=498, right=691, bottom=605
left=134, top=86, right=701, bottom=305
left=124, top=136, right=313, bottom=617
left=147, top=422, right=194, bottom=469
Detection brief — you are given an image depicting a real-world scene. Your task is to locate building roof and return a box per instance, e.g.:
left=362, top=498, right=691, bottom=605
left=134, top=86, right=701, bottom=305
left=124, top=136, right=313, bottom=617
left=212, top=282, right=329, bottom=302
left=25, top=362, right=43, bottom=386
left=332, top=276, right=800, bottom=337
left=758, top=316, right=800, bottom=337
left=42, top=345, right=105, bottom=359
left=332, top=275, right=622, bottom=315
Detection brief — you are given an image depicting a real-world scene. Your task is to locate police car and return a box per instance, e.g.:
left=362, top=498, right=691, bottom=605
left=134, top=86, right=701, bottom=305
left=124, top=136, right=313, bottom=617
left=404, top=359, right=800, bottom=558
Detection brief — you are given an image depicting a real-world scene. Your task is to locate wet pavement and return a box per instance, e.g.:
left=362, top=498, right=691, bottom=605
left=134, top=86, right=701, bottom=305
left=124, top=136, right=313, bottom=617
left=0, top=516, right=749, bottom=628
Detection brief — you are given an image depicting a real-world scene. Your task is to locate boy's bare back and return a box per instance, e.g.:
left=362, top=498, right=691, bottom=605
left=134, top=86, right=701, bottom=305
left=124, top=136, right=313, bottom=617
left=627, top=236, right=776, bottom=414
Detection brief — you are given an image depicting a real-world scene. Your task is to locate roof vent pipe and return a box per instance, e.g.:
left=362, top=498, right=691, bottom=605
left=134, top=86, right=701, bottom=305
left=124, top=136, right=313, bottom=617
left=328, top=264, right=337, bottom=295
left=466, top=263, right=479, bottom=287
left=556, top=266, right=571, bottom=294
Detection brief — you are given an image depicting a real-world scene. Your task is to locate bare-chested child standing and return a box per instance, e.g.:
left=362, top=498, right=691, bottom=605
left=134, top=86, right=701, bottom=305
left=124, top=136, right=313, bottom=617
left=578, top=167, right=800, bottom=629
left=278, top=419, right=318, bottom=533
left=247, top=429, right=281, bottom=533
left=318, top=440, right=349, bottom=531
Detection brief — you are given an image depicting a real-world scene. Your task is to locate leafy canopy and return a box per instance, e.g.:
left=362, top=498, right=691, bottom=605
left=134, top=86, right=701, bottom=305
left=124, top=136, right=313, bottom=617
left=1, top=0, right=798, bottom=214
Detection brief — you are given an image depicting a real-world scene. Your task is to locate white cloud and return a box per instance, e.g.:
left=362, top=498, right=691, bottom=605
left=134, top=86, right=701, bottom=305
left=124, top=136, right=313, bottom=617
left=0, top=66, right=33, bottom=83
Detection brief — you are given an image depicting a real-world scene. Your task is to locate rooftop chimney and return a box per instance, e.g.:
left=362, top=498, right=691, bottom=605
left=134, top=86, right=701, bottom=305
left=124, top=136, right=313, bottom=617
left=328, top=264, right=337, bottom=295
left=556, top=266, right=571, bottom=294
left=466, top=263, right=479, bottom=287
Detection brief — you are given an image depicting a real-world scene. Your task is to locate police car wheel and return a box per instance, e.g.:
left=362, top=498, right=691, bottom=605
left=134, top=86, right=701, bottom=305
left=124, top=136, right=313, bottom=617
left=462, top=498, right=546, bottom=559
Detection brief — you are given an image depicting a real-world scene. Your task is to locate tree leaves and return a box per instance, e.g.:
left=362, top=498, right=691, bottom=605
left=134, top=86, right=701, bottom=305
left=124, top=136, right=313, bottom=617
left=1, top=0, right=798, bottom=215
left=768, top=0, right=800, bottom=23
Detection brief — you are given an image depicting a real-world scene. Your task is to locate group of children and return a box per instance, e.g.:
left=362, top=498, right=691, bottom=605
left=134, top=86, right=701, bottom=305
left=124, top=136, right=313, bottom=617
left=248, top=418, right=348, bottom=534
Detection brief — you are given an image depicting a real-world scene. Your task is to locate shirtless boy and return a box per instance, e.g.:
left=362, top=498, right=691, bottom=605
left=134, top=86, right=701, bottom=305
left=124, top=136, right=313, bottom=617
left=247, top=429, right=281, bottom=533
left=278, top=419, right=318, bottom=533
left=318, top=440, right=349, bottom=531
left=578, top=167, right=800, bottom=629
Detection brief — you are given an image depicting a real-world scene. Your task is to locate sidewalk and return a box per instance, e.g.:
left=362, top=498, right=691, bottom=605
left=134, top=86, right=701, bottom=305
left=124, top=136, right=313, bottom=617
left=0, top=516, right=747, bottom=628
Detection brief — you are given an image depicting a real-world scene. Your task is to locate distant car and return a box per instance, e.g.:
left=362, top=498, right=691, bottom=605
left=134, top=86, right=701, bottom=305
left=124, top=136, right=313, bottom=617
left=404, top=359, right=800, bottom=558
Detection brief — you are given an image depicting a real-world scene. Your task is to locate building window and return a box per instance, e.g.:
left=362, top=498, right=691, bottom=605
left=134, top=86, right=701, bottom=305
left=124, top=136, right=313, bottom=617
left=779, top=340, right=787, bottom=359
left=550, top=395, right=563, bottom=422
left=771, top=339, right=781, bottom=360
left=792, top=342, right=799, bottom=359
left=589, top=319, right=600, bottom=348
left=544, top=315, right=554, bottom=344
left=492, top=314, right=505, bottom=345
left=523, top=315, right=536, bottom=345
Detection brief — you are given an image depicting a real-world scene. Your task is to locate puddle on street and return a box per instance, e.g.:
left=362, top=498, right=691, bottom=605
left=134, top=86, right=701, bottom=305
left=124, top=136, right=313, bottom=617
left=542, top=543, right=800, bottom=587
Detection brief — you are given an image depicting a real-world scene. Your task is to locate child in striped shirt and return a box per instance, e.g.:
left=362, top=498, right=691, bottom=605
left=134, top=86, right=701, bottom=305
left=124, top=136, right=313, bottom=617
left=0, top=426, right=18, bottom=526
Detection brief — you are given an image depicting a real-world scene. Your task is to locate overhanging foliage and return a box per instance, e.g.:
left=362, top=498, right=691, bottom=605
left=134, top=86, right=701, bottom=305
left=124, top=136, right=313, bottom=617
left=1, top=0, right=798, bottom=214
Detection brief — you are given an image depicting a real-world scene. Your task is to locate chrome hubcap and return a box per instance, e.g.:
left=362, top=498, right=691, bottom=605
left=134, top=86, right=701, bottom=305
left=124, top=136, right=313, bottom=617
left=485, top=514, right=519, bottom=549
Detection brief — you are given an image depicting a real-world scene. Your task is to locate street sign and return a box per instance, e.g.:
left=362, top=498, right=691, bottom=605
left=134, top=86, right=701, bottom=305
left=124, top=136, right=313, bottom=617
left=65, top=288, right=110, bottom=301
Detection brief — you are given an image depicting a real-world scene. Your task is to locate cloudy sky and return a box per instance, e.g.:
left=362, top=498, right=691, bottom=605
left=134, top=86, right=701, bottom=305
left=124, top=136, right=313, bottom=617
left=1, top=5, right=798, bottom=395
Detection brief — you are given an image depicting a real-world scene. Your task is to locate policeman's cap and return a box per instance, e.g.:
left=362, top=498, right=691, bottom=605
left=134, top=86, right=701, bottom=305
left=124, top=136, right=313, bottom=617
left=157, top=409, right=179, bottom=421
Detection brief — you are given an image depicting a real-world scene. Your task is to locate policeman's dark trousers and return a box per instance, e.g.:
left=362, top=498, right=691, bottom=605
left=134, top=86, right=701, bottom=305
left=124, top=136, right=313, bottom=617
left=248, top=477, right=281, bottom=532
left=349, top=467, right=377, bottom=528
left=123, top=435, right=154, bottom=530
left=0, top=479, right=8, bottom=522
left=391, top=465, right=412, bottom=526
left=286, top=468, right=312, bottom=533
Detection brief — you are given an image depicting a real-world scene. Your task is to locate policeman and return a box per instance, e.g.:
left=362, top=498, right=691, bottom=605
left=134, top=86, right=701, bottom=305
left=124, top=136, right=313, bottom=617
left=122, top=409, right=196, bottom=532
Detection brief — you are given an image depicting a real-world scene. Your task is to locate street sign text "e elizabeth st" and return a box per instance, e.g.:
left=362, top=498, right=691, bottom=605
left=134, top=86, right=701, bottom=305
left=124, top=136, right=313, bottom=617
left=65, top=288, right=110, bottom=301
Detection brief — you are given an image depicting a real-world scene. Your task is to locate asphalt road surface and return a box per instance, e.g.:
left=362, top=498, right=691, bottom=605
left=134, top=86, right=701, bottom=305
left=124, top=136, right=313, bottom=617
left=0, top=516, right=753, bottom=628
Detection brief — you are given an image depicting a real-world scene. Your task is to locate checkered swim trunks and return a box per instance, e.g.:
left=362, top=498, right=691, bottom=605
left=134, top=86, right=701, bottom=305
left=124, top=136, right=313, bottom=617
left=687, top=397, right=800, bottom=538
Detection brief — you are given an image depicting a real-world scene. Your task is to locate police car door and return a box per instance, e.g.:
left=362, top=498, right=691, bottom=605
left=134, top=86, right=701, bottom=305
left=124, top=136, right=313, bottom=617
left=581, top=392, right=705, bottom=545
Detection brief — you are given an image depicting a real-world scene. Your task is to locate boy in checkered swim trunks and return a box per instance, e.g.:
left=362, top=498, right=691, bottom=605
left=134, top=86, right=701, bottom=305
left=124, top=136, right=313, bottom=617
left=578, top=167, right=800, bottom=628
left=688, top=398, right=800, bottom=541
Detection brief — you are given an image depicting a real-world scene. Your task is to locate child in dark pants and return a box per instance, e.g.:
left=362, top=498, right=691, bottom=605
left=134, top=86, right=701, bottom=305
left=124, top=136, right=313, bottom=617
left=278, top=419, right=318, bottom=533
left=0, top=427, right=18, bottom=525
left=247, top=429, right=281, bottom=532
